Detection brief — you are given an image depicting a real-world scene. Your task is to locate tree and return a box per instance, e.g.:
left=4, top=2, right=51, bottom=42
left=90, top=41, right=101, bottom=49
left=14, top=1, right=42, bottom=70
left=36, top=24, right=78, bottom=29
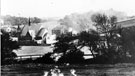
left=53, top=32, right=77, bottom=55
left=77, top=30, right=100, bottom=58
left=31, top=17, right=41, bottom=23
left=57, top=50, right=84, bottom=64
left=1, top=32, right=20, bottom=65
left=2, top=15, right=28, bottom=25
left=53, top=31, right=100, bottom=63
left=91, top=14, right=125, bottom=63
left=60, top=14, right=93, bottom=32
left=53, top=32, right=85, bottom=64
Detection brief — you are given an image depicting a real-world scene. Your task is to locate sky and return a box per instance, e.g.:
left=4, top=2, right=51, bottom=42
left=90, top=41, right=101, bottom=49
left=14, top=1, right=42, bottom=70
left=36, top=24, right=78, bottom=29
left=1, top=0, right=135, bottom=18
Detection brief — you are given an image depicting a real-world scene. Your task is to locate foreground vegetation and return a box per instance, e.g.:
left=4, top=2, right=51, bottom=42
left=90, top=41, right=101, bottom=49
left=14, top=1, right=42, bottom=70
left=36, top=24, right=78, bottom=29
left=2, top=63, right=135, bottom=76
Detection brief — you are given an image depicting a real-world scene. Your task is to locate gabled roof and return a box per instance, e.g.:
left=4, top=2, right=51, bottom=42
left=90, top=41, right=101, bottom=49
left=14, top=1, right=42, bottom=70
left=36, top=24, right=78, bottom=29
left=36, top=28, right=48, bottom=38
left=21, top=24, right=42, bottom=36
left=29, top=24, right=42, bottom=34
left=21, top=25, right=29, bottom=36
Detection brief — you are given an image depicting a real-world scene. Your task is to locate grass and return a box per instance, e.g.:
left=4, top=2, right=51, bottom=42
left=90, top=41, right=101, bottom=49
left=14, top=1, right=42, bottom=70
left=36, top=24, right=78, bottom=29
left=1, top=63, right=135, bottom=76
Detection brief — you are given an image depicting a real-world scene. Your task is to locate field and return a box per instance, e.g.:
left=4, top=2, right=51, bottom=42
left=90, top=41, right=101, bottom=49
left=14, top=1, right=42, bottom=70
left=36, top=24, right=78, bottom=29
left=1, top=63, right=135, bottom=76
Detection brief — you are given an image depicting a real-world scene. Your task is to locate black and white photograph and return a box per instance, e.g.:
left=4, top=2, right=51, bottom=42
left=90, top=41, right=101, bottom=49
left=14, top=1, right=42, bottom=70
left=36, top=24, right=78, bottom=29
left=1, top=0, right=135, bottom=76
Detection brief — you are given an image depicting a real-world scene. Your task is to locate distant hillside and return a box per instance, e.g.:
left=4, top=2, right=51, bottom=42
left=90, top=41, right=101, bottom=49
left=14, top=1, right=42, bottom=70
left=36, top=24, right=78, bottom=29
left=1, top=15, right=42, bottom=25
left=41, top=17, right=62, bottom=23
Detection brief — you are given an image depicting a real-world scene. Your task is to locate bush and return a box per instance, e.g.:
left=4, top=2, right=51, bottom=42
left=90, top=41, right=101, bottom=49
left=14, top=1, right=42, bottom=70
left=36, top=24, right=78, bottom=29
left=34, top=52, right=55, bottom=64
left=57, top=51, right=85, bottom=64
left=19, top=58, right=33, bottom=64
left=85, top=55, right=110, bottom=64
left=1, top=32, right=20, bottom=65
left=2, top=59, right=18, bottom=65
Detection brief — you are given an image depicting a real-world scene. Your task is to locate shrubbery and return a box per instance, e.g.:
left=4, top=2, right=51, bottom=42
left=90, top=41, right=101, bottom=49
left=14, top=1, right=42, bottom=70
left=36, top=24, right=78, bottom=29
left=1, top=32, right=20, bottom=65
left=34, top=52, right=55, bottom=64
left=57, top=51, right=85, bottom=64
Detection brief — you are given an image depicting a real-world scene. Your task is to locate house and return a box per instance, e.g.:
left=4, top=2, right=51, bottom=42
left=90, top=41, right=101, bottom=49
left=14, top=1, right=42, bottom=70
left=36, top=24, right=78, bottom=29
left=46, top=34, right=57, bottom=44
left=68, top=27, right=78, bottom=34
left=52, top=25, right=79, bottom=36
left=52, top=25, right=68, bottom=36
left=1, top=26, right=15, bottom=33
left=19, top=22, right=58, bottom=45
left=0, top=19, right=4, bottom=25
left=20, top=23, right=43, bottom=39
